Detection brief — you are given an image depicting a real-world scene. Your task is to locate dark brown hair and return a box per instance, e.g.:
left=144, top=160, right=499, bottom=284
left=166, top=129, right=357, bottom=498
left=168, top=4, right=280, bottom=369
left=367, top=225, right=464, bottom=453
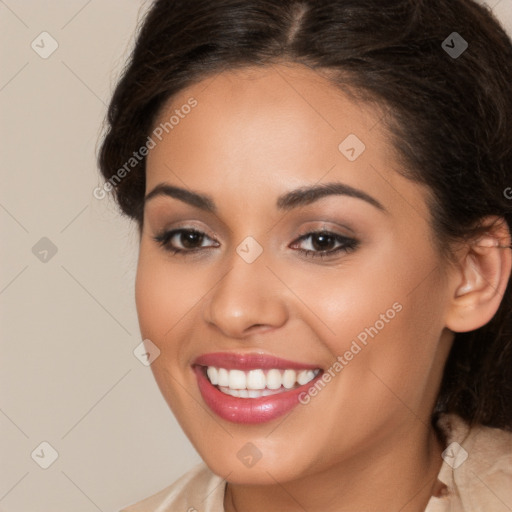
left=98, top=0, right=512, bottom=431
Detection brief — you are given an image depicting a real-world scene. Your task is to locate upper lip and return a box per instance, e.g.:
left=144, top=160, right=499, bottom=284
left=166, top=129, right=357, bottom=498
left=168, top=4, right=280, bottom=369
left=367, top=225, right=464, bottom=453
left=193, top=352, right=321, bottom=371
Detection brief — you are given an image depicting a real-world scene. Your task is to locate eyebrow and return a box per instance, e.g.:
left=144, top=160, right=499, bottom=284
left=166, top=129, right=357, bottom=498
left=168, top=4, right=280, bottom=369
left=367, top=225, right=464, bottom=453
left=144, top=182, right=386, bottom=213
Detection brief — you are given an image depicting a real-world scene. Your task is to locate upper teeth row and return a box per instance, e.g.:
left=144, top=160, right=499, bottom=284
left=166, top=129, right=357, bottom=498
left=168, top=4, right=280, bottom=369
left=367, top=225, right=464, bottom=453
left=206, top=367, right=320, bottom=390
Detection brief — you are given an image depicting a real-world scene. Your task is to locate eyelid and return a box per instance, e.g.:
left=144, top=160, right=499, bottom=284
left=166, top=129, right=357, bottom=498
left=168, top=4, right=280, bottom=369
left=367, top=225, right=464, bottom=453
left=161, top=227, right=217, bottom=241
left=153, top=223, right=359, bottom=259
left=154, top=221, right=219, bottom=240
left=155, top=231, right=357, bottom=261
left=292, top=221, right=356, bottom=240
left=292, top=229, right=353, bottom=243
left=290, top=229, right=358, bottom=254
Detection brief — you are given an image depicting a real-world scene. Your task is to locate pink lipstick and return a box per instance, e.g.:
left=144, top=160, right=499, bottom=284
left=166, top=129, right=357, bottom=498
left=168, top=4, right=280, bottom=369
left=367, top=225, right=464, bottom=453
left=193, top=352, right=323, bottom=424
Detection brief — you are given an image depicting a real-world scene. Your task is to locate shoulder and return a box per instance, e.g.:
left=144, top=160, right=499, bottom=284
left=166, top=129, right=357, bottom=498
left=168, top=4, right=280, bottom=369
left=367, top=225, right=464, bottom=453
left=431, top=413, right=512, bottom=511
left=119, top=463, right=225, bottom=512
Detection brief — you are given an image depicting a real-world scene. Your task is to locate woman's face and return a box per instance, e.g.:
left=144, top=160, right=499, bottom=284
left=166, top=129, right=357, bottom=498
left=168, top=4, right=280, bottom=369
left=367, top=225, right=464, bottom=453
left=136, top=64, right=454, bottom=484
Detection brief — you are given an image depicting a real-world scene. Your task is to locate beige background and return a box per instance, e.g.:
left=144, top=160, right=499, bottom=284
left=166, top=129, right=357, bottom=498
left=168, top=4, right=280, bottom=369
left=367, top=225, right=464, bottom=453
left=1, top=1, right=511, bottom=510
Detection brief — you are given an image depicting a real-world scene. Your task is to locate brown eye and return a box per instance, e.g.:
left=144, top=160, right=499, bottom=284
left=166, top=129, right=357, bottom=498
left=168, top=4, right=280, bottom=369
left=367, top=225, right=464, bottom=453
left=154, top=229, right=218, bottom=254
left=310, top=232, right=337, bottom=251
left=292, top=231, right=359, bottom=259
left=180, top=230, right=204, bottom=249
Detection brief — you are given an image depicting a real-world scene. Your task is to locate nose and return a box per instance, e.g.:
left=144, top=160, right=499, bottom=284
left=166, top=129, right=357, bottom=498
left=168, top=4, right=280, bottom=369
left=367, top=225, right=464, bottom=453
left=202, top=253, right=289, bottom=339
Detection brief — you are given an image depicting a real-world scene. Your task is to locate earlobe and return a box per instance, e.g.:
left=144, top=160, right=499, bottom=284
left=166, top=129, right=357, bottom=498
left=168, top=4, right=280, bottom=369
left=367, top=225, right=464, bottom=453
left=446, top=217, right=512, bottom=333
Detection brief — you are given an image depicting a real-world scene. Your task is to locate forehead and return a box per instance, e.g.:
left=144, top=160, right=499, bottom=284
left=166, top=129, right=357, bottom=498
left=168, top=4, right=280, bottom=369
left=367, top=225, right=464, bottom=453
left=149, top=64, right=387, bottom=160
left=145, top=63, right=429, bottom=222
left=150, top=65, right=389, bottom=163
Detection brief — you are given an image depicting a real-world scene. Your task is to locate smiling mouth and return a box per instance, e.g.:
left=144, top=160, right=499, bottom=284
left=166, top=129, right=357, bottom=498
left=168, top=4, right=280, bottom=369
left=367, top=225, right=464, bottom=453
left=193, top=353, right=325, bottom=423
left=202, top=366, right=321, bottom=398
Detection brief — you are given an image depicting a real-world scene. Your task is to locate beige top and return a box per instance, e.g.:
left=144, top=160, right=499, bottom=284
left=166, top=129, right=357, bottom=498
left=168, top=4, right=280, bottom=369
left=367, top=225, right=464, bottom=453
left=120, top=414, right=512, bottom=511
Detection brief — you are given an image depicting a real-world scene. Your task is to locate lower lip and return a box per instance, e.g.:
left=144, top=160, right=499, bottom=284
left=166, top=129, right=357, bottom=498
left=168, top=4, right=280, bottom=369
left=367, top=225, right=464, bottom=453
left=194, top=366, right=322, bottom=424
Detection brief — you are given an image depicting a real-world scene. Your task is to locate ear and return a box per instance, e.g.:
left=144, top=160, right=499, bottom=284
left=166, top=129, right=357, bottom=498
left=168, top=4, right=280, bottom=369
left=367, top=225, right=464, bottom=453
left=445, top=216, right=512, bottom=333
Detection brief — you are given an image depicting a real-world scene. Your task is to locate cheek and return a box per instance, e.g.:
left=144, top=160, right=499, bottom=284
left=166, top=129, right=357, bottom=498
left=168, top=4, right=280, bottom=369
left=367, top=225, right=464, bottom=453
left=134, top=245, right=202, bottom=409
left=331, top=267, right=447, bottom=410
left=135, top=244, right=206, bottom=342
left=273, top=251, right=408, bottom=352
left=280, top=244, right=446, bottom=386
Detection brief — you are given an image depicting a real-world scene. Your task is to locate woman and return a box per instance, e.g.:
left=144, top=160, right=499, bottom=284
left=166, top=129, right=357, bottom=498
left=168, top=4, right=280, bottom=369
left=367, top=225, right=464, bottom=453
left=98, top=0, right=512, bottom=510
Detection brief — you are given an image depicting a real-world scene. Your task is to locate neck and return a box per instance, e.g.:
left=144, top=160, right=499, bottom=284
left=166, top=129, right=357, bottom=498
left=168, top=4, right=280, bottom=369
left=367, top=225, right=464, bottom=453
left=224, top=422, right=444, bottom=512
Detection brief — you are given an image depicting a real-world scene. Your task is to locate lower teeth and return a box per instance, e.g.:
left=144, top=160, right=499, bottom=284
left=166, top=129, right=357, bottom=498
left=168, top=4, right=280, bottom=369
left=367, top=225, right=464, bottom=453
left=217, top=385, right=294, bottom=398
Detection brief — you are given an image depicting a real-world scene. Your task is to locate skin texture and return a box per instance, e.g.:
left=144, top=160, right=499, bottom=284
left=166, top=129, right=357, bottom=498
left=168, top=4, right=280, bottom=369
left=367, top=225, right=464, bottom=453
left=135, top=63, right=511, bottom=512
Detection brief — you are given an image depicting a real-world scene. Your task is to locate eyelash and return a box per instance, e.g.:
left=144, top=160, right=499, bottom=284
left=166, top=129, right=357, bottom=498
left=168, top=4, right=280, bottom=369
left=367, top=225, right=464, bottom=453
left=153, top=228, right=359, bottom=259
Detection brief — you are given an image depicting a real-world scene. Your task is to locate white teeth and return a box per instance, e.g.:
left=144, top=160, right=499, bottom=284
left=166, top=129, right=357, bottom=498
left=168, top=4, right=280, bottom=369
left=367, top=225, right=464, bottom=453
left=206, top=367, right=218, bottom=385
left=282, top=369, right=296, bottom=389
left=217, top=368, right=229, bottom=387
left=229, top=369, right=246, bottom=389
left=217, top=386, right=285, bottom=399
left=297, top=369, right=315, bottom=385
left=205, top=366, right=320, bottom=396
left=246, top=369, right=266, bottom=390
left=266, top=369, right=283, bottom=390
